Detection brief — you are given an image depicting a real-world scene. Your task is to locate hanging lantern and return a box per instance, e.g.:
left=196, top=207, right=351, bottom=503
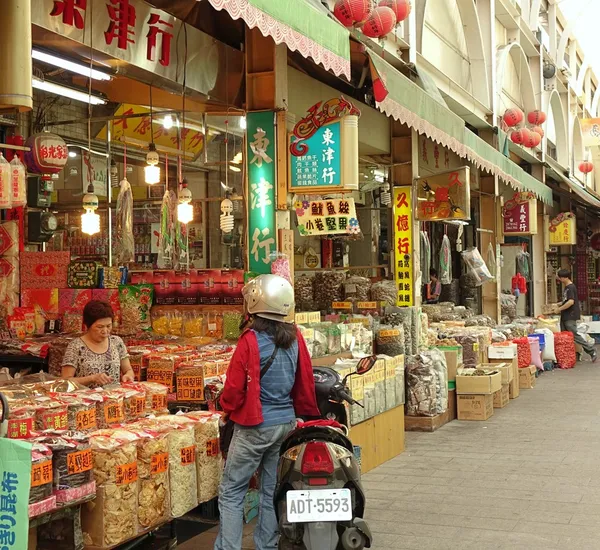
left=502, top=108, right=524, bottom=128
left=527, top=110, right=547, bottom=125
left=177, top=179, right=193, bottom=224
left=144, top=143, right=160, bottom=184
left=220, top=198, right=235, bottom=233
left=378, top=0, right=411, bottom=23
left=333, top=0, right=374, bottom=27
left=81, top=183, right=100, bottom=236
left=531, top=126, right=544, bottom=138
left=372, top=77, right=388, bottom=102
left=510, top=128, right=528, bottom=145
left=523, top=129, right=541, bottom=148
left=361, top=6, right=396, bottom=38
left=579, top=161, right=594, bottom=174
left=24, top=132, right=68, bottom=175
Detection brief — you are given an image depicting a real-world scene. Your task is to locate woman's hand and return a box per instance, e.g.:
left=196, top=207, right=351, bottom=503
left=93, top=373, right=113, bottom=386
left=121, top=372, right=135, bottom=383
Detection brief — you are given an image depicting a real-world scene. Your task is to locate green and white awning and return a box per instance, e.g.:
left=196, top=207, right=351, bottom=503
left=206, top=0, right=351, bottom=78
left=368, top=52, right=553, bottom=205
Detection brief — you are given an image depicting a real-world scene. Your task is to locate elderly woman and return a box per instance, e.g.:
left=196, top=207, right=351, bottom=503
left=61, top=300, right=134, bottom=387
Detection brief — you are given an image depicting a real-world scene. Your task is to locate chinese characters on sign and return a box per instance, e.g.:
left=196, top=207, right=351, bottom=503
left=393, top=187, right=414, bottom=307
left=290, top=122, right=342, bottom=189
left=415, top=167, right=471, bottom=221
left=247, top=112, right=277, bottom=274
left=295, top=198, right=359, bottom=237
left=548, top=212, right=577, bottom=246
left=502, top=192, right=537, bottom=235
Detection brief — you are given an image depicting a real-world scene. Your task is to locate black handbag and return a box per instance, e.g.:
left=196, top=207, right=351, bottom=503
left=219, top=345, right=279, bottom=455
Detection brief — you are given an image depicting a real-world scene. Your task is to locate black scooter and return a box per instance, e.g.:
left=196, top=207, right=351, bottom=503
left=274, top=356, right=376, bottom=550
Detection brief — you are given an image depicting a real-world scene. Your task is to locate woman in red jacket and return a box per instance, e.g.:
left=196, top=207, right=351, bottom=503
left=215, top=274, right=319, bottom=550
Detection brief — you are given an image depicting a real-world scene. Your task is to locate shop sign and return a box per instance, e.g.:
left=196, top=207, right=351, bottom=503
left=97, top=104, right=208, bottom=159
left=32, top=0, right=223, bottom=97
left=295, top=198, right=360, bottom=237
left=502, top=192, right=538, bottom=235
left=548, top=212, right=576, bottom=246
left=289, top=97, right=360, bottom=192
left=580, top=118, right=600, bottom=147
left=415, top=167, right=471, bottom=221
left=393, top=187, right=414, bottom=307
left=247, top=111, right=277, bottom=274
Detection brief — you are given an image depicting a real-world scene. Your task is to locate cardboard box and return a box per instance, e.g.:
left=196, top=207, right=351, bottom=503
left=153, top=270, right=177, bottom=305
left=487, top=343, right=518, bottom=360
left=438, top=347, right=461, bottom=382
left=456, top=371, right=502, bottom=395
left=221, top=269, right=244, bottom=305
left=519, top=365, right=537, bottom=389
left=493, top=384, right=510, bottom=408
left=198, top=269, right=222, bottom=305
left=487, top=357, right=516, bottom=382
left=480, top=362, right=512, bottom=384
left=176, top=270, right=199, bottom=306
left=509, top=375, right=520, bottom=399
left=457, top=393, right=494, bottom=421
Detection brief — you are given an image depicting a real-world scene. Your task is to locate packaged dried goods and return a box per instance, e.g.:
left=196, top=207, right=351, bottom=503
left=205, top=311, right=223, bottom=339
left=33, top=397, right=69, bottom=432
left=313, top=271, right=345, bottom=310
left=185, top=411, right=223, bottom=503
left=294, top=275, right=314, bottom=311
left=152, top=312, right=169, bottom=335
left=369, top=280, right=396, bottom=307
left=6, top=403, right=36, bottom=440
left=94, top=391, right=125, bottom=429
left=383, top=308, right=415, bottom=354
left=554, top=331, right=576, bottom=369
left=30, top=442, right=53, bottom=504
left=462, top=247, right=493, bottom=286
left=109, top=385, right=147, bottom=422
left=344, top=276, right=371, bottom=303
left=500, top=293, right=517, bottom=320
left=56, top=394, right=98, bottom=432
left=223, top=311, right=243, bottom=340
left=326, top=323, right=342, bottom=355
left=405, top=350, right=448, bottom=417
left=451, top=333, right=480, bottom=369
left=311, top=325, right=328, bottom=358
left=176, top=364, right=205, bottom=402
left=419, top=312, right=429, bottom=351
left=513, top=337, right=532, bottom=369
left=376, top=325, right=405, bottom=356
left=138, top=381, right=169, bottom=414
left=168, top=312, right=183, bottom=336
left=373, top=358, right=386, bottom=415
left=183, top=314, right=204, bottom=338
left=362, top=369, right=376, bottom=420
left=118, top=284, right=153, bottom=332
left=89, top=431, right=138, bottom=487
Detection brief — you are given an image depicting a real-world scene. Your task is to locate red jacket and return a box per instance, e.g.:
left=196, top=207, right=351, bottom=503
left=220, top=328, right=320, bottom=426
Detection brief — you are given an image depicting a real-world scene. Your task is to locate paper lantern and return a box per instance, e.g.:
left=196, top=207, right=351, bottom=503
left=361, top=6, right=396, bottom=37
left=510, top=128, right=528, bottom=144
left=527, top=110, right=547, bottom=125
left=579, top=161, right=594, bottom=174
left=378, top=0, right=411, bottom=23
left=372, top=78, right=388, bottom=102
left=333, top=0, right=374, bottom=27
left=531, top=126, right=544, bottom=138
left=24, top=132, right=68, bottom=175
left=523, top=129, right=541, bottom=148
left=503, top=108, right=524, bottom=128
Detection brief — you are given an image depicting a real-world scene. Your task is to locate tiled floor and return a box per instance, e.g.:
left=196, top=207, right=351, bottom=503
left=182, top=362, right=600, bottom=549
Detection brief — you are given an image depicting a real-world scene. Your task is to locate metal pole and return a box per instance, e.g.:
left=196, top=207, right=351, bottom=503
left=107, top=123, right=113, bottom=267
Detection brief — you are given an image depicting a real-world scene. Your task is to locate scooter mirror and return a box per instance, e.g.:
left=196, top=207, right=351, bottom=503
left=355, top=355, right=377, bottom=375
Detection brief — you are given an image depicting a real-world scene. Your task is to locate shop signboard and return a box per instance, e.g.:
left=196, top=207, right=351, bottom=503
left=289, top=97, right=360, bottom=192
left=415, top=167, right=471, bottom=221
left=393, top=187, right=414, bottom=307
left=548, top=213, right=576, bottom=246
left=247, top=111, right=277, bottom=274
left=580, top=118, right=600, bottom=147
left=295, top=198, right=360, bottom=237
left=502, top=192, right=538, bottom=235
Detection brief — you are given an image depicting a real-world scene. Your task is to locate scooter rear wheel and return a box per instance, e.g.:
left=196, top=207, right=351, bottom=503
left=340, top=527, right=366, bottom=550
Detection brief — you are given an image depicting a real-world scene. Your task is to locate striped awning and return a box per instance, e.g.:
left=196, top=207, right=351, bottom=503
left=206, top=0, right=351, bottom=79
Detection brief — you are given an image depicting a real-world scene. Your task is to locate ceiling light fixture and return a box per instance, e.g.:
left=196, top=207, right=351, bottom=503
left=32, top=49, right=111, bottom=81
left=163, top=114, right=174, bottom=130
left=240, top=115, right=247, bottom=130
left=32, top=78, right=106, bottom=105
left=81, top=183, right=100, bottom=235
left=177, top=179, right=193, bottom=224
left=145, top=84, right=160, bottom=184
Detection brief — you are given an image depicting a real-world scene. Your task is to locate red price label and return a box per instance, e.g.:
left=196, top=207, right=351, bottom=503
left=206, top=438, right=220, bottom=457
left=76, top=409, right=97, bottom=431
left=67, top=449, right=93, bottom=475
left=150, top=452, right=169, bottom=475
left=116, top=462, right=138, bottom=485
left=180, top=446, right=196, bottom=465
left=31, top=460, right=53, bottom=487
left=151, top=394, right=167, bottom=411
left=7, top=418, right=33, bottom=439
left=41, top=410, right=68, bottom=431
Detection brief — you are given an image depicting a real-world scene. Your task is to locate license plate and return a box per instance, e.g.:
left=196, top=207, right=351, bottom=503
left=286, top=488, right=352, bottom=523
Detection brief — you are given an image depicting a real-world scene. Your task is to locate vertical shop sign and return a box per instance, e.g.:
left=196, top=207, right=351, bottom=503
left=548, top=213, right=576, bottom=246
left=502, top=192, right=538, bottom=235
left=393, top=187, right=414, bottom=307
left=247, top=112, right=276, bottom=274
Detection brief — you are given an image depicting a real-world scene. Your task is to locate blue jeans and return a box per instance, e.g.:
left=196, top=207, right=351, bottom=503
left=215, top=421, right=295, bottom=550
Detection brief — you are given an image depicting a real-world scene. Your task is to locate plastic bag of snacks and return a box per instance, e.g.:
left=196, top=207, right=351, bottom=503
left=33, top=397, right=69, bottom=431
left=30, top=442, right=53, bottom=504
left=89, top=431, right=139, bottom=487
left=376, top=325, right=405, bottom=356
left=94, top=391, right=125, bottom=429
left=205, top=311, right=223, bottom=339
left=370, top=280, right=396, bottom=307
left=183, top=313, right=204, bottom=338
left=554, top=331, right=576, bottom=369
left=461, top=247, right=493, bottom=286
left=138, top=382, right=169, bottom=415
left=223, top=311, right=243, bottom=340
left=119, top=284, right=153, bottom=332
left=109, top=385, right=147, bottom=422
left=344, top=276, right=371, bottom=303
left=55, top=394, right=98, bottom=432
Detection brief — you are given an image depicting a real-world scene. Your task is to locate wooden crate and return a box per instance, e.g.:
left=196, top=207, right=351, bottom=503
left=405, top=389, right=456, bottom=432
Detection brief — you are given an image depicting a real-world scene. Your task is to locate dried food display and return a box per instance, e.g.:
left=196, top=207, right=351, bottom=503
left=56, top=394, right=98, bottom=432
left=95, top=392, right=125, bottom=429
left=294, top=275, right=315, bottom=311
left=554, top=331, right=576, bottom=369
left=343, top=276, right=371, bottom=303
left=513, top=337, right=532, bottom=369
left=30, top=442, right=53, bottom=504
left=223, top=311, right=243, bottom=340
left=138, top=381, right=169, bottom=414
left=89, top=432, right=138, bottom=487
left=500, top=293, right=517, bottom=320
left=369, top=280, right=396, bottom=307
left=405, top=350, right=448, bottom=417
left=313, top=271, right=345, bottom=310
left=376, top=325, right=405, bottom=356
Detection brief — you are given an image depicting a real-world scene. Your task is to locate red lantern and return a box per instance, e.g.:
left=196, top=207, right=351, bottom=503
left=503, top=108, right=524, bottom=127
left=510, top=129, right=526, bottom=144
left=531, top=126, right=544, bottom=138
left=527, top=110, right=547, bottom=125
left=24, top=132, right=68, bottom=175
left=579, top=161, right=594, bottom=174
left=378, top=0, right=411, bottom=23
left=523, top=129, right=541, bottom=148
left=372, top=78, right=388, bottom=102
left=333, top=0, right=374, bottom=27
left=361, top=6, right=397, bottom=37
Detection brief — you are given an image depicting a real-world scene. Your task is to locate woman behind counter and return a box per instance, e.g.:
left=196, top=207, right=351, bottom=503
left=61, top=300, right=135, bottom=387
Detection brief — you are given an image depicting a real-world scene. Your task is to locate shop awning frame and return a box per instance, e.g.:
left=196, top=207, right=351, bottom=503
left=367, top=51, right=553, bottom=206
left=206, top=0, right=351, bottom=79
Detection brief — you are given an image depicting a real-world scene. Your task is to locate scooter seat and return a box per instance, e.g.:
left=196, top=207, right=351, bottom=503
left=280, top=424, right=354, bottom=455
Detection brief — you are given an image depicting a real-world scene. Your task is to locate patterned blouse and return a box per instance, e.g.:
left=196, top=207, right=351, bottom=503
left=61, top=336, right=129, bottom=388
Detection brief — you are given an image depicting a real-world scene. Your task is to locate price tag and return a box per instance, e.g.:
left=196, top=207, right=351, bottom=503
left=131, top=361, right=141, bottom=381
left=116, top=462, right=138, bottom=485
left=104, top=402, right=124, bottom=424
left=151, top=452, right=169, bottom=475
left=7, top=417, right=33, bottom=439
left=177, top=376, right=205, bottom=402
left=152, top=394, right=167, bottom=410
left=31, top=460, right=53, bottom=487
left=307, top=312, right=321, bottom=323
left=294, top=312, right=308, bottom=324
left=67, top=449, right=93, bottom=475
left=147, top=367, right=173, bottom=390
left=206, top=438, right=220, bottom=457
left=76, top=409, right=97, bottom=431
left=379, top=329, right=400, bottom=338
left=208, top=323, right=217, bottom=332
left=41, top=410, right=69, bottom=431
left=357, top=301, right=378, bottom=310
left=180, top=445, right=196, bottom=465
left=332, top=302, right=353, bottom=310
left=132, top=396, right=146, bottom=415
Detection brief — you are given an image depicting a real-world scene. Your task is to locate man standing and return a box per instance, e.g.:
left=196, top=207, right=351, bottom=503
left=555, top=268, right=597, bottom=362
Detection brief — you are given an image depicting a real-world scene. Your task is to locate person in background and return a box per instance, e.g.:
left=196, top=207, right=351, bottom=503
left=61, top=300, right=135, bottom=387
left=555, top=268, right=597, bottom=362
left=426, top=268, right=442, bottom=304
left=215, top=274, right=319, bottom=550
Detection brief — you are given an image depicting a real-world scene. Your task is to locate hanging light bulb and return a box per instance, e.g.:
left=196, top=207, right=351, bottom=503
left=163, top=114, right=174, bottom=129
left=177, top=179, right=194, bottom=224
left=240, top=115, right=247, bottom=130
left=380, top=182, right=391, bottom=206
left=110, top=159, right=119, bottom=187
left=81, top=183, right=100, bottom=235
left=145, top=142, right=160, bottom=184
left=220, top=198, right=234, bottom=233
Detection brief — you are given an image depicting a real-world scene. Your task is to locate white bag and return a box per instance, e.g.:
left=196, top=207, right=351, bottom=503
left=535, top=328, right=557, bottom=363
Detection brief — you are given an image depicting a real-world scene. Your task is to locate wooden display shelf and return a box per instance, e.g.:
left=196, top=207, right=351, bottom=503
left=349, top=405, right=405, bottom=474
left=404, top=389, right=456, bottom=433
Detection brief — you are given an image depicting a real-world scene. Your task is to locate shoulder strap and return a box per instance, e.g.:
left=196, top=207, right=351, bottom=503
left=260, top=345, right=279, bottom=379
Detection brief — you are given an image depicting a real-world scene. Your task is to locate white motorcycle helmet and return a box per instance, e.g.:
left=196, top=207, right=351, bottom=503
left=242, top=274, right=294, bottom=323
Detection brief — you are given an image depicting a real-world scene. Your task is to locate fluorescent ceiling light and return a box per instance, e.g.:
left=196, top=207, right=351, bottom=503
left=32, top=49, right=111, bottom=81
left=32, top=78, right=107, bottom=105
